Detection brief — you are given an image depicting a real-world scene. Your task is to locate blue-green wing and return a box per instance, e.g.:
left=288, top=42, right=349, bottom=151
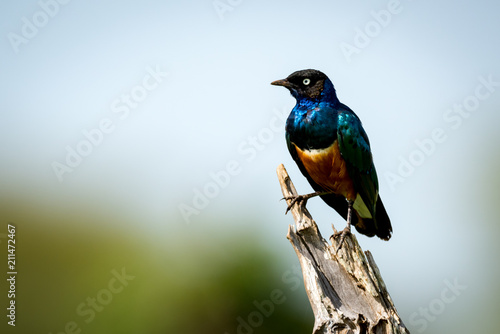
left=336, top=109, right=379, bottom=217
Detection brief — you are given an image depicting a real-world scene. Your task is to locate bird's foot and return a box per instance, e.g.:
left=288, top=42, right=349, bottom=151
left=335, top=199, right=354, bottom=254
left=282, top=194, right=307, bottom=214
left=334, top=225, right=351, bottom=254
left=282, top=191, right=324, bottom=214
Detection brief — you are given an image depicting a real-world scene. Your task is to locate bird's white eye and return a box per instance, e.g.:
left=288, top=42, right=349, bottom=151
left=303, top=78, right=311, bottom=85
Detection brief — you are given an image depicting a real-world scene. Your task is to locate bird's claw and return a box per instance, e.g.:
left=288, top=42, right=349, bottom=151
left=334, top=225, right=351, bottom=254
left=282, top=194, right=306, bottom=214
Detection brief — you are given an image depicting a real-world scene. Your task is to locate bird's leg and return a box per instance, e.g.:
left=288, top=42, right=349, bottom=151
left=282, top=191, right=331, bottom=214
left=335, top=200, right=354, bottom=253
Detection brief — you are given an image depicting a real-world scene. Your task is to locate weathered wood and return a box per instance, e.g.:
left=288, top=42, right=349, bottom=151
left=277, top=164, right=409, bottom=334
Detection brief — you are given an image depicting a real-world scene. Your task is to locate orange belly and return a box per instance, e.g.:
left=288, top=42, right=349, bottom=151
left=294, top=141, right=356, bottom=200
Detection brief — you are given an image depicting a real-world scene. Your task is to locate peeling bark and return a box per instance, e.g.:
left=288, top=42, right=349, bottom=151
left=277, top=164, right=409, bottom=334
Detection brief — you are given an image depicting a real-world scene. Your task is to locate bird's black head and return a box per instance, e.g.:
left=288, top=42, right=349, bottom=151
left=271, top=69, right=336, bottom=102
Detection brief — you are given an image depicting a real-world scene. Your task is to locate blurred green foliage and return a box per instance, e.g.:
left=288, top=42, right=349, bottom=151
left=0, top=197, right=312, bottom=334
left=2, top=141, right=500, bottom=334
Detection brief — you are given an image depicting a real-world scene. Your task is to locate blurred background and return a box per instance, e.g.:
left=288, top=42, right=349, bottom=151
left=1, top=0, right=500, bottom=333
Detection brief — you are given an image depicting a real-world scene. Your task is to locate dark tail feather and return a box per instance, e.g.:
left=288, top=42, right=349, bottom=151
left=353, top=197, right=392, bottom=240
left=374, top=196, right=392, bottom=240
left=346, top=197, right=392, bottom=240
left=318, top=193, right=392, bottom=241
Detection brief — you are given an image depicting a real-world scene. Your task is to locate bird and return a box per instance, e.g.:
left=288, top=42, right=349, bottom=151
left=271, top=69, right=392, bottom=245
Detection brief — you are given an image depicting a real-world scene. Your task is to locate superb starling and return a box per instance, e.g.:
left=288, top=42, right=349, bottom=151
left=272, top=69, right=392, bottom=243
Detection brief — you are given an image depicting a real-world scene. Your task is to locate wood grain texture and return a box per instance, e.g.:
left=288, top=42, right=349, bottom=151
left=277, top=164, right=409, bottom=334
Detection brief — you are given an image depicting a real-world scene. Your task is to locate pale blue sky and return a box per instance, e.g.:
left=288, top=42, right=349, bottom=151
left=1, top=1, right=500, bottom=332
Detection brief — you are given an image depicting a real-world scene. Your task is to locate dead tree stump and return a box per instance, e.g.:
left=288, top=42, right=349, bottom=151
left=277, top=164, right=409, bottom=334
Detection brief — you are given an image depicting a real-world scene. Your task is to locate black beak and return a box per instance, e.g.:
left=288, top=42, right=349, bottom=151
left=270, top=79, right=292, bottom=88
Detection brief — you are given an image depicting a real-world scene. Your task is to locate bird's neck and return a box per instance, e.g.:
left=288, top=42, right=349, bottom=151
left=295, top=80, right=340, bottom=110
left=286, top=80, right=342, bottom=150
left=320, top=80, right=340, bottom=105
left=295, top=96, right=339, bottom=112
